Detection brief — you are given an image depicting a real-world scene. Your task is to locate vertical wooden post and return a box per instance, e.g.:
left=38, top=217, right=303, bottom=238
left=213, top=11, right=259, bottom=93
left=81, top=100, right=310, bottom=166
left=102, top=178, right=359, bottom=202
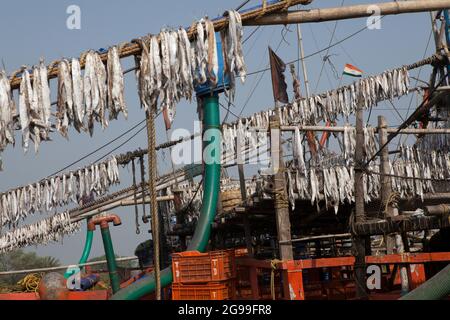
left=236, top=136, right=254, bottom=257
left=270, top=115, right=294, bottom=261
left=146, top=110, right=161, bottom=300
left=378, top=116, right=410, bottom=293
left=354, top=106, right=368, bottom=299
left=378, top=116, right=396, bottom=254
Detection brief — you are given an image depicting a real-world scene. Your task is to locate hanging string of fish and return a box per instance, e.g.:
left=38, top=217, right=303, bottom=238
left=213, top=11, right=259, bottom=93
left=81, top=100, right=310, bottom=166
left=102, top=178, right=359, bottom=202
left=135, top=10, right=246, bottom=130
left=285, top=125, right=379, bottom=212
left=0, top=156, right=120, bottom=229
left=389, top=144, right=450, bottom=200
left=1, top=45, right=128, bottom=156
left=222, top=67, right=410, bottom=151
left=0, top=211, right=81, bottom=254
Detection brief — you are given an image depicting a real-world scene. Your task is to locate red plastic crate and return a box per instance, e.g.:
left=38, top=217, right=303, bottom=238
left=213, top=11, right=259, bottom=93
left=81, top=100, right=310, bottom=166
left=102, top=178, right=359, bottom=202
left=172, top=280, right=236, bottom=300
left=172, top=250, right=236, bottom=284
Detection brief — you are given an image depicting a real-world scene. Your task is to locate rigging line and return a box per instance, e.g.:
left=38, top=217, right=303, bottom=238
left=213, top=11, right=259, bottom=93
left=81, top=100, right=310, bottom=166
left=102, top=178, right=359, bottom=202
left=243, top=26, right=262, bottom=45
left=245, top=15, right=387, bottom=78
left=308, top=25, right=333, bottom=92
left=396, top=28, right=433, bottom=155
left=236, top=0, right=252, bottom=11
left=92, top=124, right=147, bottom=164
left=238, top=28, right=286, bottom=118
left=386, top=99, right=406, bottom=123
left=92, top=110, right=163, bottom=164
left=308, top=24, right=335, bottom=92
left=48, top=119, right=146, bottom=177
left=324, top=23, right=358, bottom=66
left=314, top=0, right=345, bottom=93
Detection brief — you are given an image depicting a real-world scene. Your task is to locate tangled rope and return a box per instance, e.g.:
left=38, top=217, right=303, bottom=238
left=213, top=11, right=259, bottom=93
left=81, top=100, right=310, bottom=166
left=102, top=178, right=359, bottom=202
left=17, top=273, right=42, bottom=293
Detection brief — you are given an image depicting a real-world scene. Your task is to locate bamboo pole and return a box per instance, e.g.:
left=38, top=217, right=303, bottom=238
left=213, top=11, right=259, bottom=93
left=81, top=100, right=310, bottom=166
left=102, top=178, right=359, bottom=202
left=7, top=0, right=311, bottom=90
left=245, top=0, right=450, bottom=26
left=354, top=103, right=368, bottom=300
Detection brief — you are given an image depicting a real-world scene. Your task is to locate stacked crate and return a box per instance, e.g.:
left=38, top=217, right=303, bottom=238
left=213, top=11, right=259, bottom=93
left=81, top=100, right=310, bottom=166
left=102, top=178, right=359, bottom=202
left=171, top=250, right=236, bottom=300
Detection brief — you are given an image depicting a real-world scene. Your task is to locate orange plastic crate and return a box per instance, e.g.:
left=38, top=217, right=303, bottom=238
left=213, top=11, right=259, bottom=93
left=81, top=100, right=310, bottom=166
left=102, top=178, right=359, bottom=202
left=172, top=280, right=236, bottom=300
left=172, top=250, right=236, bottom=284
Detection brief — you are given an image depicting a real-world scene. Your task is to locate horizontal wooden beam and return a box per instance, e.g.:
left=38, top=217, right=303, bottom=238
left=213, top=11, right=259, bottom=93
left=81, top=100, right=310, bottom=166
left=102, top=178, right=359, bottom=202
left=245, top=0, right=450, bottom=26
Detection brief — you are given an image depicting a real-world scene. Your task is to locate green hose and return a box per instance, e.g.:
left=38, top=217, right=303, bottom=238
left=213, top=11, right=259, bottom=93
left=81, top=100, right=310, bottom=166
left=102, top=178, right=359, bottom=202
left=400, top=264, right=450, bottom=300
left=64, top=220, right=94, bottom=279
left=100, top=227, right=121, bottom=294
left=111, top=94, right=221, bottom=300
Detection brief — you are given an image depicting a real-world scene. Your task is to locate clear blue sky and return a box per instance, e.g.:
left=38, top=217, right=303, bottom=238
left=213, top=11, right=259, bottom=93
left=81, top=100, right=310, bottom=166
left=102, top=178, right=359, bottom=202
left=0, top=0, right=435, bottom=264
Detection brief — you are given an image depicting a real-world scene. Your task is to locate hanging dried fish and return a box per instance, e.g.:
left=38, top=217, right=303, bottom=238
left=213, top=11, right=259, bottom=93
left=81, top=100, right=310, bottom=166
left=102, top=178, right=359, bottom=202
left=0, top=70, right=16, bottom=151
left=18, top=68, right=33, bottom=153
left=71, top=58, right=85, bottom=133
left=107, top=45, right=128, bottom=121
left=0, top=156, right=121, bottom=228
left=0, top=212, right=81, bottom=254
left=57, top=59, right=74, bottom=139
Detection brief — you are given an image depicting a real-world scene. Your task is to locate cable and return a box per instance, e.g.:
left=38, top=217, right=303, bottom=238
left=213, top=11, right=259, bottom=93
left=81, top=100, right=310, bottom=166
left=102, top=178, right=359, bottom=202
left=314, top=0, right=345, bottom=93
left=245, top=15, right=387, bottom=78
left=238, top=28, right=286, bottom=117
left=236, top=0, right=252, bottom=11
left=395, top=29, right=433, bottom=156
left=92, top=124, right=148, bottom=164
left=49, top=119, right=146, bottom=176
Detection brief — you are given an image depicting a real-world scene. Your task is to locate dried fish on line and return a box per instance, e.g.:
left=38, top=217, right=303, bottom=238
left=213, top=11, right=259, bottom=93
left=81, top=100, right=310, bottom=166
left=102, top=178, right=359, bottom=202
left=0, top=71, right=16, bottom=151
left=107, top=45, right=128, bottom=121
left=0, top=156, right=120, bottom=228
left=0, top=212, right=81, bottom=254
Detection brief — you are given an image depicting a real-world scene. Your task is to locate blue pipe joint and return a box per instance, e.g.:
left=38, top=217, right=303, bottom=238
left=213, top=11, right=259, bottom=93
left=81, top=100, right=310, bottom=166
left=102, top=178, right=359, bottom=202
left=195, top=33, right=231, bottom=98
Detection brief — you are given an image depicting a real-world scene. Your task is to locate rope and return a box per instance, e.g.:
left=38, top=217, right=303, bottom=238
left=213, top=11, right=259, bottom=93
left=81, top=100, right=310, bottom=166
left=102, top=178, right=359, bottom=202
left=131, top=159, right=141, bottom=235
left=273, top=187, right=290, bottom=210
left=270, top=259, right=282, bottom=300
left=146, top=109, right=161, bottom=300
left=17, top=273, right=42, bottom=293
left=385, top=192, right=401, bottom=212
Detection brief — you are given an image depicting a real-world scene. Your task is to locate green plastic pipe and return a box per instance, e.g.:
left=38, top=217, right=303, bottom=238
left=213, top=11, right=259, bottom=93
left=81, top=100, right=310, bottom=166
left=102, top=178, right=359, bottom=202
left=100, top=226, right=121, bottom=294
left=64, top=220, right=94, bottom=279
left=400, top=263, right=450, bottom=300
left=111, top=94, right=221, bottom=300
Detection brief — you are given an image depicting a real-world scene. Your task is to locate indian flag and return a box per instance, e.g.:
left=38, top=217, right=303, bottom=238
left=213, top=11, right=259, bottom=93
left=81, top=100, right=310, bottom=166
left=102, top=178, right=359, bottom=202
left=343, top=64, right=363, bottom=78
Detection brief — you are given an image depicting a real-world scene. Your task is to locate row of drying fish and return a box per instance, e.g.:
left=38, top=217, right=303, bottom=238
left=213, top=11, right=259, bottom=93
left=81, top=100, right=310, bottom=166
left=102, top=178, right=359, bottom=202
left=284, top=144, right=448, bottom=212
left=289, top=67, right=410, bottom=124
left=136, top=10, right=246, bottom=129
left=0, top=157, right=120, bottom=228
left=222, top=66, right=410, bottom=138
left=0, top=212, right=81, bottom=254
left=417, top=132, right=450, bottom=153
left=223, top=121, right=378, bottom=171
left=389, top=144, right=450, bottom=200
left=285, top=162, right=381, bottom=213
